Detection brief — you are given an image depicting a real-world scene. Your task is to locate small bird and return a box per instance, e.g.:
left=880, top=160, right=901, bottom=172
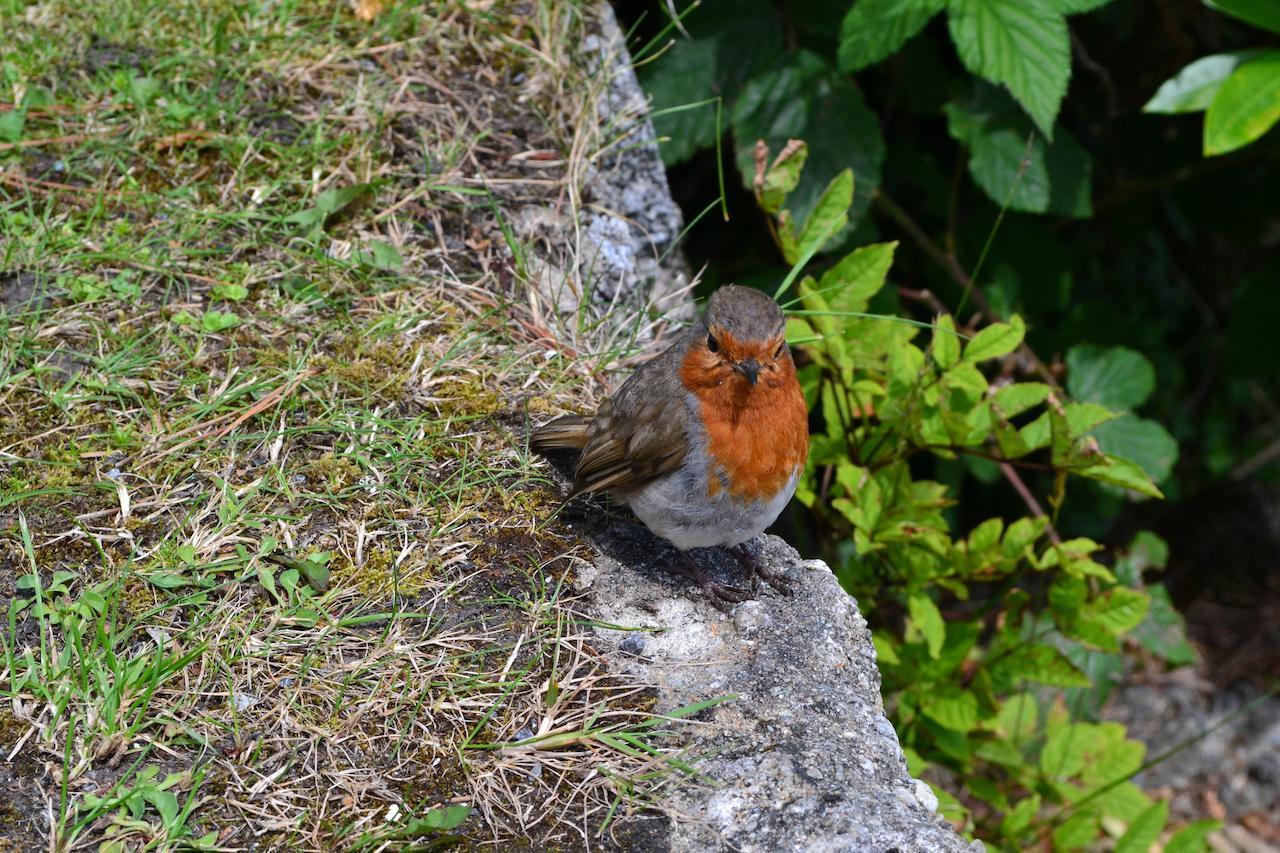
left=531, top=285, right=809, bottom=609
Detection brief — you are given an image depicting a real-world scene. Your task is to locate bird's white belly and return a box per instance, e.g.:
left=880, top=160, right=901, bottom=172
left=626, top=466, right=800, bottom=551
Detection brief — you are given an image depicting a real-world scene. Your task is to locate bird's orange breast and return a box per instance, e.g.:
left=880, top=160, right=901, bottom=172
left=679, top=346, right=809, bottom=501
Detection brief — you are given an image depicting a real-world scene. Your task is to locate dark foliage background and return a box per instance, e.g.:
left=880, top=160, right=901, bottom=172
left=617, top=0, right=1279, bottom=845
left=618, top=0, right=1279, bottom=669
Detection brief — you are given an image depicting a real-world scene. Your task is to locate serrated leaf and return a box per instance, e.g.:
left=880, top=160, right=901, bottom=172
left=1144, top=52, right=1261, bottom=114
left=946, top=0, right=1070, bottom=138
left=909, top=592, right=946, bottom=658
left=1204, top=50, right=1280, bottom=156
left=732, top=50, right=885, bottom=228
left=1115, top=800, right=1168, bottom=853
left=1206, top=0, right=1280, bottom=34
left=963, top=315, right=1025, bottom=362
left=838, top=0, right=947, bottom=72
left=1065, top=344, right=1156, bottom=410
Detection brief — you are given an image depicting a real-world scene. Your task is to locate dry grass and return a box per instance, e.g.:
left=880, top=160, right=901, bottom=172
left=0, top=1, right=698, bottom=849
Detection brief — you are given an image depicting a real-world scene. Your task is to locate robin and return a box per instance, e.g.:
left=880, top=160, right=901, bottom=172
left=531, top=285, right=809, bottom=610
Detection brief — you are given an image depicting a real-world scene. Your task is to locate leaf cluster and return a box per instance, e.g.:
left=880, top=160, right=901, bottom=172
left=760, top=152, right=1204, bottom=850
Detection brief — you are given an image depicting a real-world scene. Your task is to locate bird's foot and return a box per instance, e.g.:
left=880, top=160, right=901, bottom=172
left=676, top=551, right=751, bottom=613
left=730, top=541, right=796, bottom=595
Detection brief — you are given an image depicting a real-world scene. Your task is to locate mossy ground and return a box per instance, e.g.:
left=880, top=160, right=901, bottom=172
left=1, top=2, right=683, bottom=849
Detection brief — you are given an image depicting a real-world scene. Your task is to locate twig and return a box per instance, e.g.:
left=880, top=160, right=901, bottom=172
left=875, top=190, right=1061, bottom=388
left=1000, top=462, right=1062, bottom=545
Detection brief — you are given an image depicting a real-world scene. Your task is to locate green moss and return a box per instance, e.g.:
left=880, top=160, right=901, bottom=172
left=0, top=708, right=26, bottom=751
left=302, top=454, right=362, bottom=492
left=328, top=545, right=431, bottom=597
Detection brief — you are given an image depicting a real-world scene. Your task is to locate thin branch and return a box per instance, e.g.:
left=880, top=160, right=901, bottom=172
left=1000, top=462, right=1062, bottom=545
left=874, top=190, right=1061, bottom=388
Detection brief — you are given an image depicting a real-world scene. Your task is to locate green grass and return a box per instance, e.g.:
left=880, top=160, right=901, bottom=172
left=0, top=1, right=698, bottom=848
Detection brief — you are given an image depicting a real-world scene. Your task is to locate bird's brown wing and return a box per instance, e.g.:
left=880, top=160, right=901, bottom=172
left=568, top=355, right=690, bottom=499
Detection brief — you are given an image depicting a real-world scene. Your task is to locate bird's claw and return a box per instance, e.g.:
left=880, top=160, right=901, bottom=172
left=731, top=543, right=796, bottom=596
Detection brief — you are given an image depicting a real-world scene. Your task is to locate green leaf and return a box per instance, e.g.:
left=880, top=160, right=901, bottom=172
left=143, top=572, right=190, bottom=590
left=797, top=169, right=853, bottom=261
left=992, top=642, right=1091, bottom=687
left=817, top=241, right=897, bottom=313
left=946, top=0, right=1070, bottom=138
left=0, top=107, right=25, bottom=143
left=1204, top=50, right=1280, bottom=156
left=1144, top=52, right=1261, bottom=114
left=1065, top=344, right=1156, bottom=410
left=732, top=50, right=885, bottom=228
left=1053, top=0, right=1115, bottom=12
left=354, top=240, right=404, bottom=271
left=923, top=689, right=980, bottom=731
left=1097, top=781, right=1154, bottom=822
left=211, top=283, right=248, bottom=302
left=1165, top=819, right=1222, bottom=853
left=201, top=310, right=240, bottom=333
left=994, top=693, right=1038, bottom=741
left=757, top=140, right=808, bottom=214
left=1000, top=793, right=1041, bottom=837
left=1206, top=0, right=1280, bottom=33
left=993, top=382, right=1050, bottom=417
left=284, top=183, right=375, bottom=228
left=143, top=788, right=179, bottom=825
left=1093, top=415, right=1179, bottom=483
left=1085, top=586, right=1149, bottom=635
left=837, top=0, right=947, bottom=72
left=1052, top=813, right=1099, bottom=849
left=945, top=89, right=1092, bottom=215
left=1132, top=583, right=1196, bottom=665
left=128, top=75, right=162, bottom=107
left=909, top=592, right=946, bottom=658
left=1078, top=456, right=1164, bottom=498
left=640, top=38, right=721, bottom=166
left=1080, top=736, right=1145, bottom=786
left=932, top=315, right=961, bottom=368
left=963, top=315, right=1025, bottom=362
left=1115, top=800, right=1169, bottom=853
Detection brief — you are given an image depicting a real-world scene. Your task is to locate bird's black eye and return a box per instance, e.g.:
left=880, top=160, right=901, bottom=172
left=707, top=333, right=719, bottom=353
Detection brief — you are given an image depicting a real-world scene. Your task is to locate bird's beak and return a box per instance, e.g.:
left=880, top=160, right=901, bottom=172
left=733, top=358, right=760, bottom=386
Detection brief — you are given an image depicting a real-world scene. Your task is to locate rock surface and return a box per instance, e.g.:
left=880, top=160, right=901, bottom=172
left=551, top=6, right=974, bottom=851
left=576, top=525, right=973, bottom=852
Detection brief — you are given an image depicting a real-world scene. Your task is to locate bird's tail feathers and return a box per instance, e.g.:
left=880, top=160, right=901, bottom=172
left=529, top=414, right=591, bottom=451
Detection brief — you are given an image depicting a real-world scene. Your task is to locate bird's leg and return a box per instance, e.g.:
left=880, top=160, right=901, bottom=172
left=675, top=549, right=751, bottom=613
left=729, top=540, right=795, bottom=595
